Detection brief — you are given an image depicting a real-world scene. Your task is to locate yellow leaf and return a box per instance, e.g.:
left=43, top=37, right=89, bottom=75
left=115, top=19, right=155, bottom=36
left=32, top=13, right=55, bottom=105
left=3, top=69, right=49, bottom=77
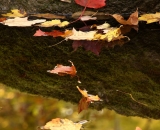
left=37, top=19, right=69, bottom=27
left=138, top=12, right=160, bottom=24
left=76, top=86, right=88, bottom=97
left=39, top=19, right=61, bottom=27
left=58, top=21, right=69, bottom=27
left=2, top=9, right=27, bottom=17
left=100, top=27, right=121, bottom=42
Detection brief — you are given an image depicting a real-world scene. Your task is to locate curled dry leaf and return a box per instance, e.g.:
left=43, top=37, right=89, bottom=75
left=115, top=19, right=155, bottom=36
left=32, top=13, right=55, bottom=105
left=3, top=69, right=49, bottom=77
left=78, top=97, right=90, bottom=113
left=47, top=60, right=81, bottom=83
left=138, top=12, right=160, bottom=24
left=40, top=118, right=83, bottom=130
left=112, top=9, right=138, bottom=25
left=2, top=9, right=27, bottom=17
left=77, top=86, right=102, bottom=113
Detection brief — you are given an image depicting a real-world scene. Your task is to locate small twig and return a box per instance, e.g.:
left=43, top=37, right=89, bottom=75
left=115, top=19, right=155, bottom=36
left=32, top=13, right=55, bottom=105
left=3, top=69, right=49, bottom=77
left=48, top=39, right=66, bottom=47
left=116, top=90, right=148, bottom=106
left=70, top=0, right=91, bottom=24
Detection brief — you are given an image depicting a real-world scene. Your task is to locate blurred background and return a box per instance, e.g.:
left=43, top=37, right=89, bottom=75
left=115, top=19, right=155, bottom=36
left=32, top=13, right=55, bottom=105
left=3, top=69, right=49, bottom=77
left=0, top=83, right=160, bottom=130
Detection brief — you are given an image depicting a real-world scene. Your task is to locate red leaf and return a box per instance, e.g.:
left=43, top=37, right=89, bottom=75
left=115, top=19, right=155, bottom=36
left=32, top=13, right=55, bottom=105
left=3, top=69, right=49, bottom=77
left=45, top=30, right=65, bottom=37
left=72, top=40, right=103, bottom=55
left=75, top=0, right=106, bottom=9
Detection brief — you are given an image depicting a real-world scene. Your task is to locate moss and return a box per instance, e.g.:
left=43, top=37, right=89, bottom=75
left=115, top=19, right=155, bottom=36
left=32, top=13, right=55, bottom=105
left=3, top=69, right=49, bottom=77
left=0, top=0, right=160, bottom=119
left=0, top=21, right=160, bottom=119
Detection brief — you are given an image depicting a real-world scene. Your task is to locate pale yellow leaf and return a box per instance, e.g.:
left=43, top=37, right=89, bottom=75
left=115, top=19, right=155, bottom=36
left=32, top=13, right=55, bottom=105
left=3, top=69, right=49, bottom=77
left=67, top=28, right=97, bottom=40
left=1, top=17, right=46, bottom=27
left=138, top=12, right=160, bottom=24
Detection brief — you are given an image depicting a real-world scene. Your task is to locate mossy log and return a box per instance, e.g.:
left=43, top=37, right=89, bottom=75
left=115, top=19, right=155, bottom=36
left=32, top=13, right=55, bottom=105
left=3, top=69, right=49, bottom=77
left=0, top=0, right=160, bottom=119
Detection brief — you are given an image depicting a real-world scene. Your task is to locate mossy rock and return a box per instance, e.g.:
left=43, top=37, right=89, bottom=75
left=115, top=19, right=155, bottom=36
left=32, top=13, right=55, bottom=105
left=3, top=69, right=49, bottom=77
left=0, top=0, right=160, bottom=119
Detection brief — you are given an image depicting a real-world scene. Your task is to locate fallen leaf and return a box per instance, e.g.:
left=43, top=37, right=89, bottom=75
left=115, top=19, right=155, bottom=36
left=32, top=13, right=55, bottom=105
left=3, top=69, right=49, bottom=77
left=77, top=86, right=102, bottom=102
left=112, top=9, right=138, bottom=25
left=75, top=0, right=106, bottom=9
left=98, top=27, right=121, bottom=42
left=37, top=19, right=69, bottom=27
left=61, top=0, right=71, bottom=3
left=138, top=12, right=160, bottom=24
left=33, top=29, right=46, bottom=36
left=0, top=17, right=6, bottom=22
left=78, top=97, right=90, bottom=113
left=30, top=13, right=66, bottom=19
left=40, top=118, right=83, bottom=130
left=45, top=30, right=65, bottom=37
left=72, top=40, right=103, bottom=55
left=47, top=60, right=80, bottom=83
left=96, top=22, right=110, bottom=29
left=67, top=28, right=97, bottom=40
left=2, top=17, right=46, bottom=27
left=80, top=15, right=97, bottom=21
left=72, top=11, right=107, bottom=20
left=2, top=9, right=27, bottom=17
left=77, top=86, right=88, bottom=97
left=87, top=94, right=101, bottom=102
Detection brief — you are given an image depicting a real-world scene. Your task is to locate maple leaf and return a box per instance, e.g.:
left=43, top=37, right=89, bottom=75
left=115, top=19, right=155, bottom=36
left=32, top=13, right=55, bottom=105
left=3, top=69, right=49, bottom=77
left=80, top=15, right=97, bottom=21
left=72, top=40, right=103, bottom=55
left=45, top=30, right=65, bottom=37
left=67, top=28, right=97, bottom=40
left=40, top=118, right=83, bottom=130
left=112, top=9, right=138, bottom=26
left=1, top=17, right=46, bottom=27
left=138, top=12, right=160, bottom=24
left=47, top=60, right=81, bottom=83
left=33, top=29, right=46, bottom=36
left=75, top=0, right=106, bottom=9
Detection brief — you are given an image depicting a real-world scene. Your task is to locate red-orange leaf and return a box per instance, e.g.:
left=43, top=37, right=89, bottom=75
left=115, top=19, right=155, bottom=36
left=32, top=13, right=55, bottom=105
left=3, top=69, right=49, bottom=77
left=47, top=60, right=77, bottom=77
left=75, top=0, right=106, bottom=9
left=45, top=30, right=65, bottom=37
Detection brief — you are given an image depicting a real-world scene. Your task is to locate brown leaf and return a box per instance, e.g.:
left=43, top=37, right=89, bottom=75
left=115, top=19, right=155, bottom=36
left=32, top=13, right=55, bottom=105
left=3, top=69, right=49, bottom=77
left=112, top=9, right=138, bottom=25
left=78, top=97, right=90, bottom=113
left=30, top=13, right=66, bottom=19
